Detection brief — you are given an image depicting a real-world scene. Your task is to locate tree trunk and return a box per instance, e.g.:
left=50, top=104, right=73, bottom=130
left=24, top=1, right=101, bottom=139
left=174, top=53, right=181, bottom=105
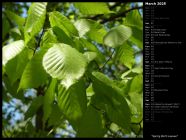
left=36, top=106, right=43, bottom=132
left=36, top=86, right=45, bottom=132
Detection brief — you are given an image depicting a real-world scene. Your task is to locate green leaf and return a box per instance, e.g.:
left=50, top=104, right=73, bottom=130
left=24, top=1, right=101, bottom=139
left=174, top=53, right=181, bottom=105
left=79, top=38, right=101, bottom=52
left=40, top=29, right=58, bottom=47
left=57, top=79, right=87, bottom=124
left=123, top=10, right=143, bottom=49
left=130, top=74, right=143, bottom=93
left=10, top=28, right=22, bottom=40
left=2, top=15, right=10, bottom=40
left=52, top=26, right=74, bottom=46
left=130, top=27, right=143, bottom=49
left=117, top=79, right=133, bottom=97
left=132, top=66, right=143, bottom=74
left=103, top=25, right=132, bottom=48
left=25, top=38, right=37, bottom=53
left=19, top=45, right=50, bottom=90
left=78, top=38, right=105, bottom=62
left=74, top=19, right=107, bottom=43
left=86, top=84, right=95, bottom=97
left=121, top=66, right=143, bottom=79
left=49, top=11, right=78, bottom=37
left=47, top=104, right=64, bottom=127
left=5, top=48, right=29, bottom=85
left=5, top=10, right=25, bottom=27
left=3, top=40, right=25, bottom=66
left=115, top=42, right=135, bottom=69
left=83, top=52, right=97, bottom=63
left=128, top=92, right=143, bottom=120
left=110, top=123, right=120, bottom=132
left=77, top=105, right=106, bottom=137
left=24, top=2, right=47, bottom=44
left=74, top=2, right=112, bottom=15
left=42, top=43, right=87, bottom=89
left=43, top=78, right=57, bottom=123
left=25, top=96, right=44, bottom=120
left=91, top=72, right=131, bottom=129
left=74, top=19, right=95, bottom=37
left=73, top=37, right=85, bottom=52
left=123, top=10, right=143, bottom=30
left=130, top=123, right=141, bottom=135
left=87, top=28, right=107, bottom=44
left=3, top=76, right=24, bottom=100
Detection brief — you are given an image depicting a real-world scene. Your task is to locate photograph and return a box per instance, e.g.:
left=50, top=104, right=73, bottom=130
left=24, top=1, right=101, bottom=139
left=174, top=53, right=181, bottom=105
left=2, top=2, right=143, bottom=138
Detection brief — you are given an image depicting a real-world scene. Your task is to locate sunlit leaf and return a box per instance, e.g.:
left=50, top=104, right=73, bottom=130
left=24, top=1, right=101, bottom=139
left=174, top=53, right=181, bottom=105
left=83, top=52, right=97, bottom=63
left=40, top=29, right=58, bottom=47
left=74, top=19, right=107, bottom=43
left=74, top=19, right=94, bottom=37
left=19, top=45, right=51, bottom=90
left=103, top=25, right=132, bottom=48
left=49, top=11, right=78, bottom=37
left=42, top=43, right=87, bottom=89
left=24, top=2, right=47, bottom=44
left=3, top=40, right=25, bottom=66
left=5, top=48, right=29, bottom=85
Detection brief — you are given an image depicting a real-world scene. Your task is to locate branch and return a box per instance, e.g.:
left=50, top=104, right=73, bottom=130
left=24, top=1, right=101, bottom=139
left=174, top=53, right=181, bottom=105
left=33, top=10, right=49, bottom=55
left=33, top=29, right=45, bottom=54
left=100, top=6, right=143, bottom=24
left=36, top=86, right=45, bottom=131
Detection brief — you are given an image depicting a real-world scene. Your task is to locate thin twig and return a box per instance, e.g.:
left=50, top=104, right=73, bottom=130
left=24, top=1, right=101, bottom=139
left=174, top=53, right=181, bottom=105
left=93, top=60, right=101, bottom=71
left=136, top=123, right=142, bottom=137
left=100, top=49, right=115, bottom=71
